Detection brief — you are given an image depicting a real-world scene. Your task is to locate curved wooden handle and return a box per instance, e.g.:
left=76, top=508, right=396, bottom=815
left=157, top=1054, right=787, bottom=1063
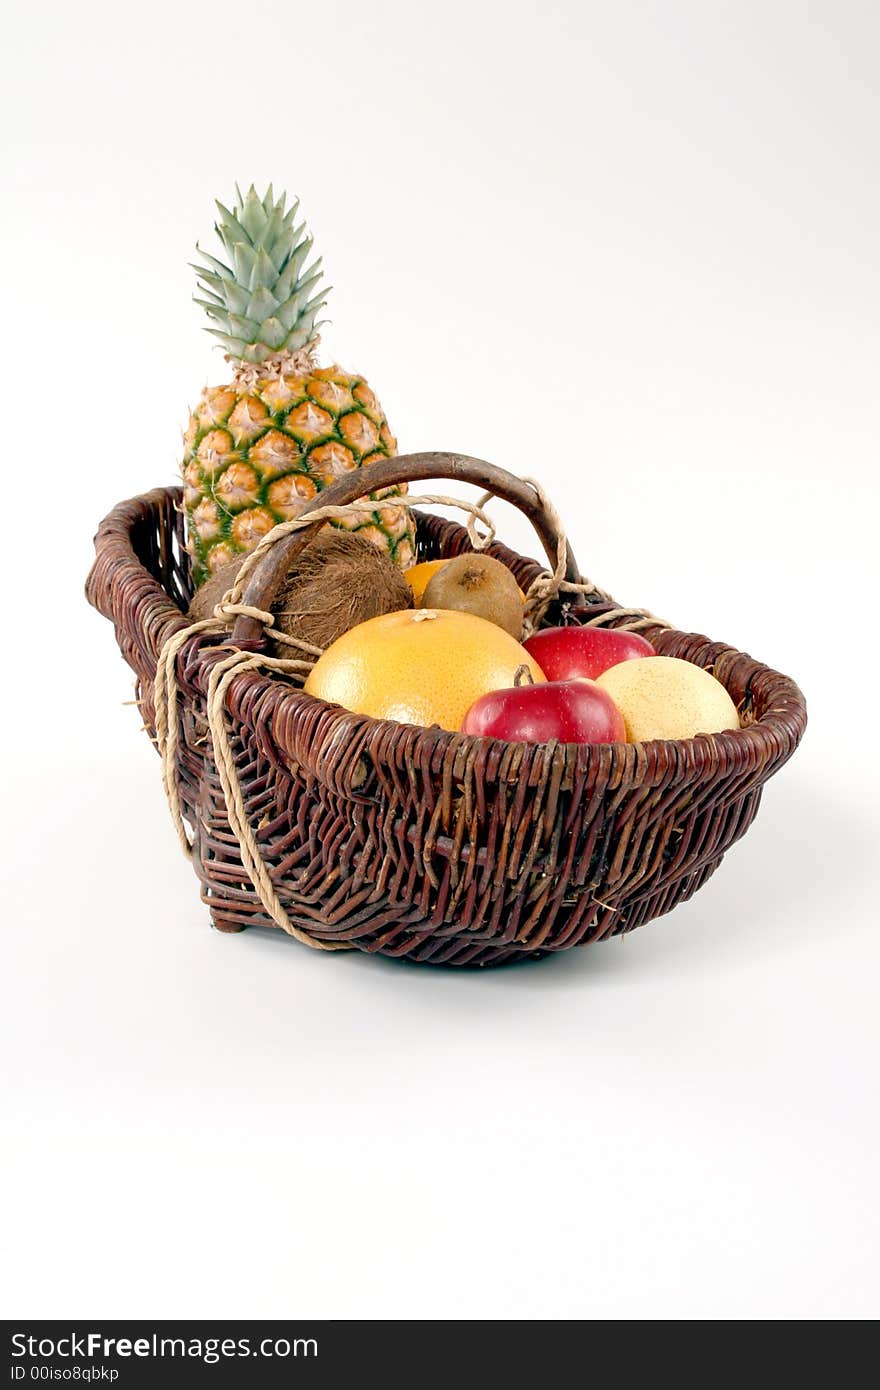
left=231, top=452, right=582, bottom=646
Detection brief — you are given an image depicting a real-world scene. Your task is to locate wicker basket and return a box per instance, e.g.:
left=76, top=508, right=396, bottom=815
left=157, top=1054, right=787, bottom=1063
left=86, top=454, right=806, bottom=967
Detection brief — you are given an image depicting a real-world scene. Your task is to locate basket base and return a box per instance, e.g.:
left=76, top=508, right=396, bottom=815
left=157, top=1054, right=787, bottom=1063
left=202, top=848, right=727, bottom=966
left=212, top=916, right=247, bottom=934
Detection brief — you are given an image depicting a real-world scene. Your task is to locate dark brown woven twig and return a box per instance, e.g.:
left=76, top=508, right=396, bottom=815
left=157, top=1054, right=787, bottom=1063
left=85, top=456, right=807, bottom=966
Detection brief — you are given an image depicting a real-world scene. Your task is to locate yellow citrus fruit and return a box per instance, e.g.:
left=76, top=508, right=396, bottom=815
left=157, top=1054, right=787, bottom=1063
left=404, top=559, right=450, bottom=606
left=596, top=656, right=740, bottom=742
left=303, top=608, right=546, bottom=731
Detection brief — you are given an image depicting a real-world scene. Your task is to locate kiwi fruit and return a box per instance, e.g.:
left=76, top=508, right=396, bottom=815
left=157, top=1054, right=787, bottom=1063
left=187, top=530, right=412, bottom=654
left=422, top=552, right=524, bottom=639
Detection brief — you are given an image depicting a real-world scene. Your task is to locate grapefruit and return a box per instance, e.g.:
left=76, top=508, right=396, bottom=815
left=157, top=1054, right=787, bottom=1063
left=303, top=608, right=546, bottom=731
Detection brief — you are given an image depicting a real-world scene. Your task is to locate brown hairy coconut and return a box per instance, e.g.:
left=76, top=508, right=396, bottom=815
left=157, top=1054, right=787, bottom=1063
left=187, top=529, right=412, bottom=655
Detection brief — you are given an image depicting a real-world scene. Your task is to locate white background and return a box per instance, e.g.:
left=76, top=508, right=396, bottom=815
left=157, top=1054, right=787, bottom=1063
left=2, top=0, right=878, bottom=1320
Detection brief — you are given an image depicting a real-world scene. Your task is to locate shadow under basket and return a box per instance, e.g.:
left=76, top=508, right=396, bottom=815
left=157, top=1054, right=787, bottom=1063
left=86, top=459, right=806, bottom=967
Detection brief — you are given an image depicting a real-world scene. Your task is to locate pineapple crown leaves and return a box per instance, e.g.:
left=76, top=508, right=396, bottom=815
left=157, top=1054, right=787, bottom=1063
left=193, top=183, right=329, bottom=366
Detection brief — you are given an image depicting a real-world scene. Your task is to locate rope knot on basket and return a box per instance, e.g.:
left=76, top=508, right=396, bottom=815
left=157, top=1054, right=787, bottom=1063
left=211, top=600, right=276, bottom=627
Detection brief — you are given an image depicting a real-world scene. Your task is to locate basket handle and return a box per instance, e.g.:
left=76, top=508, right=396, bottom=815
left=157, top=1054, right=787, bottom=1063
left=231, top=452, right=582, bottom=647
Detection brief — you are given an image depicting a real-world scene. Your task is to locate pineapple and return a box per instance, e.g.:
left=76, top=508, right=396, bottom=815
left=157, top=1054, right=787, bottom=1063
left=183, top=184, right=415, bottom=587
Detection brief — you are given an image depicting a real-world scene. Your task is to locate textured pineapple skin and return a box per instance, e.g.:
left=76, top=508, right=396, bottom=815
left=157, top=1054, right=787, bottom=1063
left=182, top=365, right=415, bottom=588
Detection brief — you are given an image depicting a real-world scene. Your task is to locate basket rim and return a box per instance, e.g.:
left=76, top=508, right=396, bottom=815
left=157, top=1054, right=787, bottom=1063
left=87, top=485, right=807, bottom=791
left=198, top=638, right=804, bottom=789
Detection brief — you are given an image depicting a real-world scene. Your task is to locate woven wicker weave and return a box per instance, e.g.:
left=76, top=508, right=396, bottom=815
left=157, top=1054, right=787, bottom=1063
left=86, top=455, right=806, bottom=966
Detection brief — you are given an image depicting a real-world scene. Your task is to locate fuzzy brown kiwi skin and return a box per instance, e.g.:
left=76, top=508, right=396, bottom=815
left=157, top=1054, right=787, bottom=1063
left=422, top=552, right=524, bottom=640
left=186, top=531, right=412, bottom=653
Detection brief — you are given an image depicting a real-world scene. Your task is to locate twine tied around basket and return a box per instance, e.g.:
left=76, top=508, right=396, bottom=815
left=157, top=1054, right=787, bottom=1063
left=154, top=465, right=669, bottom=949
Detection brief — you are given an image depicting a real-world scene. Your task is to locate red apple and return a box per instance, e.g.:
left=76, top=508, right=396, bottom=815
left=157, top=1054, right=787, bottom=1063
left=462, top=679, right=625, bottom=745
left=523, top=625, right=654, bottom=681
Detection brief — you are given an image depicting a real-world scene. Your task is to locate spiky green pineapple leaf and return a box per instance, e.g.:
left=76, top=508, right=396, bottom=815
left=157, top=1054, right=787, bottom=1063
left=257, top=316, right=287, bottom=350
left=193, top=184, right=327, bottom=364
left=225, top=312, right=263, bottom=340
left=273, top=240, right=313, bottom=301
left=193, top=266, right=251, bottom=319
left=194, top=287, right=225, bottom=309
left=194, top=297, right=228, bottom=320
left=238, top=189, right=269, bottom=243
left=205, top=329, right=250, bottom=353
left=245, top=285, right=281, bottom=321
left=230, top=240, right=258, bottom=290
left=251, top=246, right=278, bottom=290
left=193, top=247, right=233, bottom=279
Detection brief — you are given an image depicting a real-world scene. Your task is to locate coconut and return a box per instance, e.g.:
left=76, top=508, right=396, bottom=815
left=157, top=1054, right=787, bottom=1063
left=187, top=530, right=413, bottom=655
